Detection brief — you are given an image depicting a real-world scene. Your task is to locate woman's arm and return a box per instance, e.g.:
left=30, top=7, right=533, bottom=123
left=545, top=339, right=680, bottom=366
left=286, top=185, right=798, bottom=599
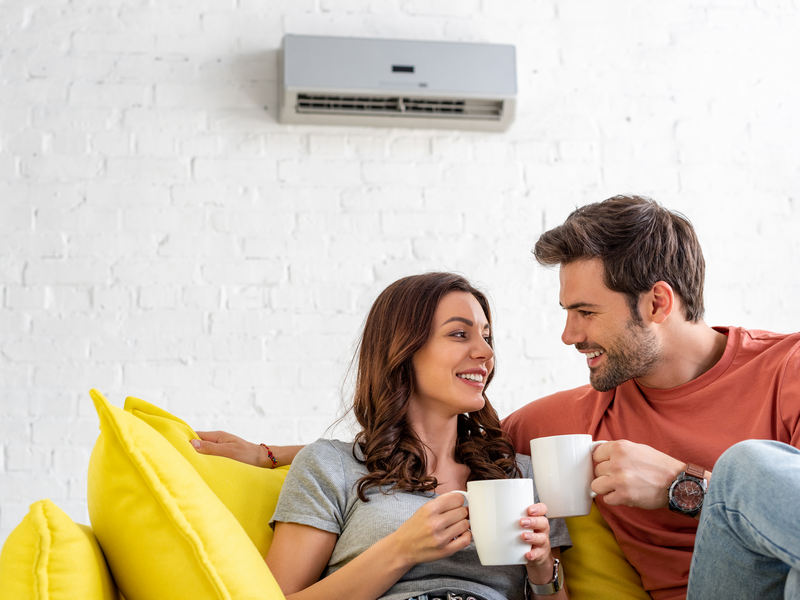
left=192, top=430, right=303, bottom=467
left=267, top=492, right=472, bottom=600
left=521, top=504, right=569, bottom=599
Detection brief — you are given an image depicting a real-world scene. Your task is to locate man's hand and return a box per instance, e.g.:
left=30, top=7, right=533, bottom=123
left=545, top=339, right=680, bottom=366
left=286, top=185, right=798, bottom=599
left=591, top=440, right=685, bottom=509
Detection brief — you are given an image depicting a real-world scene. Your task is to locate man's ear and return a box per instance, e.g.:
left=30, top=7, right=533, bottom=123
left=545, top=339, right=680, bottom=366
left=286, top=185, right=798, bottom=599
left=644, top=281, right=674, bottom=324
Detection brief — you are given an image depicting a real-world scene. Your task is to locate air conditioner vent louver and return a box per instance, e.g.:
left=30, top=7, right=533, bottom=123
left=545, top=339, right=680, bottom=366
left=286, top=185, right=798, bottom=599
left=279, top=35, right=517, bottom=131
left=296, top=93, right=503, bottom=121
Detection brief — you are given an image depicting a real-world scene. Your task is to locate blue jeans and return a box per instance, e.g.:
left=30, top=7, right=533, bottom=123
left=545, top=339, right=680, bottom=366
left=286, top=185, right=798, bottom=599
left=687, top=440, right=800, bottom=600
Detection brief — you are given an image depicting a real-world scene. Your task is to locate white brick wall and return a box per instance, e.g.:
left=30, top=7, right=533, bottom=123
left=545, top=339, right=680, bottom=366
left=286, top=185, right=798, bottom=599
left=2, top=0, right=800, bottom=544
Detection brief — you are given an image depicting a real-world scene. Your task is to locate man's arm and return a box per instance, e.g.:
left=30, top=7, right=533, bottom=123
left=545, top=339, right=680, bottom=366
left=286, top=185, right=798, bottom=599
left=591, top=440, right=711, bottom=510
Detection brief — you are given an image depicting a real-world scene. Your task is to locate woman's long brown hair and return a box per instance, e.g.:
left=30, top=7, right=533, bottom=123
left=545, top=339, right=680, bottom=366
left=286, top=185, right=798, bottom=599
left=352, top=272, right=520, bottom=501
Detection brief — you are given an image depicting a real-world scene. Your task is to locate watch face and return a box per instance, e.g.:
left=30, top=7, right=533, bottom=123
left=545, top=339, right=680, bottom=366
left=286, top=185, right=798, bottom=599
left=672, top=479, right=704, bottom=510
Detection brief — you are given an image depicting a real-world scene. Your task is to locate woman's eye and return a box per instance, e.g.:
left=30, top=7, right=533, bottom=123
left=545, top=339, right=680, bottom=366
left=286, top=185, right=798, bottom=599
left=483, top=336, right=493, bottom=344
left=451, top=331, right=467, bottom=338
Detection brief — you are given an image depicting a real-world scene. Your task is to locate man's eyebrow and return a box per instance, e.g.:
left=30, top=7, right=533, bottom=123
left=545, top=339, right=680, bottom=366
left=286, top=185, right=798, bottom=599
left=560, top=302, right=602, bottom=311
left=441, top=316, right=490, bottom=330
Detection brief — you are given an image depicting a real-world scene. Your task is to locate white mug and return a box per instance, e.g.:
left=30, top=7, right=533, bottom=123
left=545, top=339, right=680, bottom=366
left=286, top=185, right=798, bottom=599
left=450, top=478, right=533, bottom=566
left=529, top=434, right=605, bottom=518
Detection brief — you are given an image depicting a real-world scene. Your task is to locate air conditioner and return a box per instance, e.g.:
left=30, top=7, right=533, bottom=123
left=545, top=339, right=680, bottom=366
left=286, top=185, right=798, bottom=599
left=278, top=34, right=517, bottom=132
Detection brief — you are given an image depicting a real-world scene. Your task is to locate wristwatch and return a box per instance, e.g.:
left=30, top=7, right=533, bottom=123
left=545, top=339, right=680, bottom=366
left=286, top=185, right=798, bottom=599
left=524, top=557, right=563, bottom=597
left=668, top=463, right=707, bottom=517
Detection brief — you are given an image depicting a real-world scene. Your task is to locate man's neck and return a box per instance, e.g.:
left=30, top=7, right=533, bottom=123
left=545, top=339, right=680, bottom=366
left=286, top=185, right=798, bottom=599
left=635, top=321, right=728, bottom=390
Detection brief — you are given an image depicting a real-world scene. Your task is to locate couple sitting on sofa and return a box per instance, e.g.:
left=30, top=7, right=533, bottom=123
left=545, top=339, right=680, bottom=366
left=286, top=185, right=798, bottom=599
left=194, top=195, right=800, bottom=600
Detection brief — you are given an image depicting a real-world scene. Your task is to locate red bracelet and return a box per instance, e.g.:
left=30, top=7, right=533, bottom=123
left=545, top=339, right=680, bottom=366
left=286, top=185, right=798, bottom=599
left=260, top=443, right=278, bottom=468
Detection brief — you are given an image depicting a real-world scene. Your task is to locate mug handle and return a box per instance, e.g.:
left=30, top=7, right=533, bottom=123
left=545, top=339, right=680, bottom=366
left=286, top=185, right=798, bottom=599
left=589, top=440, right=609, bottom=498
left=448, top=490, right=469, bottom=506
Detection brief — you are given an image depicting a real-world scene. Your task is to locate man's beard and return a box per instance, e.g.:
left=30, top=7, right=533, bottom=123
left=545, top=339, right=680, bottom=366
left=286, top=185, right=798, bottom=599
left=583, top=320, right=661, bottom=392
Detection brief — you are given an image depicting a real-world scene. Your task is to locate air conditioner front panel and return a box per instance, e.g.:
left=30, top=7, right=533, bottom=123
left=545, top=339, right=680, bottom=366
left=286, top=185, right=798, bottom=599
left=279, top=34, right=517, bottom=131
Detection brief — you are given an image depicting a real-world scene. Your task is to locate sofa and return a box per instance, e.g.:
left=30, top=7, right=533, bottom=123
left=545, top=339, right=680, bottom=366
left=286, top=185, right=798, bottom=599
left=0, top=390, right=650, bottom=600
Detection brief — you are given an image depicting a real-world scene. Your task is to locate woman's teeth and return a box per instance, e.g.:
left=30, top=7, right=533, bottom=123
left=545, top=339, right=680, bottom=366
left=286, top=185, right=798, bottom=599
left=458, top=373, right=484, bottom=382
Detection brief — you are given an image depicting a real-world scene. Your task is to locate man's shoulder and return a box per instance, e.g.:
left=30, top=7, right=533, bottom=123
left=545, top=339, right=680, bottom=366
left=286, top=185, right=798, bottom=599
left=728, top=326, right=800, bottom=361
left=501, top=384, right=605, bottom=449
left=737, top=326, right=800, bottom=344
left=509, top=384, right=601, bottom=416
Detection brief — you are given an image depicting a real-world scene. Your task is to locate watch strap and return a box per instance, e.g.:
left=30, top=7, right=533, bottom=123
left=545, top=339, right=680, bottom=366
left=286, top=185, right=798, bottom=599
left=525, top=557, right=563, bottom=596
left=685, top=463, right=705, bottom=480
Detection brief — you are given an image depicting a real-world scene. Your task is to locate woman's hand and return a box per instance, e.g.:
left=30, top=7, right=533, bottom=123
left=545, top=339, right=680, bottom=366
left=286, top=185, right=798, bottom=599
left=386, top=492, right=472, bottom=568
left=521, top=503, right=555, bottom=583
left=191, top=430, right=266, bottom=466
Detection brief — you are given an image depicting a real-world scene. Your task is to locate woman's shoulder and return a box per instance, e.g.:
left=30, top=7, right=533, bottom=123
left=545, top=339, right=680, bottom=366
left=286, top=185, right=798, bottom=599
left=296, top=438, right=361, bottom=468
left=289, top=439, right=365, bottom=494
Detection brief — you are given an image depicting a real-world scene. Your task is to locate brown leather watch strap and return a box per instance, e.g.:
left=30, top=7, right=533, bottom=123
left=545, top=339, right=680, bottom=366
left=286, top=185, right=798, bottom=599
left=685, top=463, right=705, bottom=479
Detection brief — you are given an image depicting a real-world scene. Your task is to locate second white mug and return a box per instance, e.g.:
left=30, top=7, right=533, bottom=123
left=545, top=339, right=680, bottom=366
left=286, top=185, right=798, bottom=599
left=529, top=434, right=604, bottom=518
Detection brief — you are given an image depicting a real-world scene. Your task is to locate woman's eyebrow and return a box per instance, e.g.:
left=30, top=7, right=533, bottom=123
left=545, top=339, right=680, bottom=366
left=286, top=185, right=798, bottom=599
left=442, top=316, right=473, bottom=326
left=441, top=316, right=490, bottom=331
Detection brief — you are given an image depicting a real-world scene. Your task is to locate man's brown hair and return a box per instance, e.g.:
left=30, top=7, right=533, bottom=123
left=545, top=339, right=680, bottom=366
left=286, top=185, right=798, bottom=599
left=534, top=195, right=705, bottom=322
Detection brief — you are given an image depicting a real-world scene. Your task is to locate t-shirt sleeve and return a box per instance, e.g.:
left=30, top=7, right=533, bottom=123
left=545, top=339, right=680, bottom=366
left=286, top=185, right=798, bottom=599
left=270, top=439, right=350, bottom=535
left=778, top=342, right=800, bottom=448
left=518, top=454, right=572, bottom=550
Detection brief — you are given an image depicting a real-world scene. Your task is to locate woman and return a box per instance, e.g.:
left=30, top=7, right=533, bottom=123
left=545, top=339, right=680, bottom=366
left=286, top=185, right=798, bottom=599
left=196, top=273, right=570, bottom=599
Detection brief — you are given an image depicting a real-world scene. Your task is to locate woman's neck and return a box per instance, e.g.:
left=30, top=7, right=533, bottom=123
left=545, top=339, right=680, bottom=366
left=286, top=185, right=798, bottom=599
left=407, top=412, right=469, bottom=493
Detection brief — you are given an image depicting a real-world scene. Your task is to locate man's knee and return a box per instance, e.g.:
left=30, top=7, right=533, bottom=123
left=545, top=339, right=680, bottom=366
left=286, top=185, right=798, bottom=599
left=713, top=440, right=793, bottom=499
left=716, top=439, right=772, bottom=472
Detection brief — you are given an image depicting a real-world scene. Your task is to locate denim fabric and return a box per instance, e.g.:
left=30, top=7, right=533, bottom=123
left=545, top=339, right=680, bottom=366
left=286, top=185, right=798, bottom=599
left=687, top=440, right=800, bottom=600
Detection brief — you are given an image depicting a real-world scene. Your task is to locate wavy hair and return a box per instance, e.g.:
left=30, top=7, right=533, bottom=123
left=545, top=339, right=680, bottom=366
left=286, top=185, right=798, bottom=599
left=534, top=195, right=705, bottom=322
left=352, top=272, right=520, bottom=501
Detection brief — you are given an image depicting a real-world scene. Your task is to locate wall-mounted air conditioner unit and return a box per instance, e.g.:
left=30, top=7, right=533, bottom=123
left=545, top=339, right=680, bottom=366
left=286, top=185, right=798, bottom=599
left=278, top=34, right=517, bottom=132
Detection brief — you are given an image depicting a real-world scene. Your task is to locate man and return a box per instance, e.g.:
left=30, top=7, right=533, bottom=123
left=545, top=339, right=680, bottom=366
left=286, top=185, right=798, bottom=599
left=502, top=195, right=800, bottom=599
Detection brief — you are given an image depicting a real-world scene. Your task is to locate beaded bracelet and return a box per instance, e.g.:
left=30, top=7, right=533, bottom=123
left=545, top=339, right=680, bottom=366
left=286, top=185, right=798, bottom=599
left=260, top=443, right=278, bottom=468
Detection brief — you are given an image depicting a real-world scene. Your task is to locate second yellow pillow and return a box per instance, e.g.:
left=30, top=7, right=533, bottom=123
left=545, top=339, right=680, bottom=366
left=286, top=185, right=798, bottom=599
left=87, top=389, right=285, bottom=600
left=123, top=395, right=288, bottom=556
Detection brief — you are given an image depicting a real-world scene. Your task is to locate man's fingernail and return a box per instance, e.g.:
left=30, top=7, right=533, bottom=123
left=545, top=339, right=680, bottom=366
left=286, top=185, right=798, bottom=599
left=190, top=439, right=200, bottom=448
left=520, top=518, right=531, bottom=527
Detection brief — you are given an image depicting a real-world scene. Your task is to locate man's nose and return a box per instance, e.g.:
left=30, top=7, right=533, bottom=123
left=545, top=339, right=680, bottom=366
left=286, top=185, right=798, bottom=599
left=561, top=313, right=585, bottom=346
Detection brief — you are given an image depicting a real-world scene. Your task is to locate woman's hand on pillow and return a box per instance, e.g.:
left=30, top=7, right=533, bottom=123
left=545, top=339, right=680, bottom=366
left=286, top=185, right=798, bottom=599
left=192, top=431, right=266, bottom=467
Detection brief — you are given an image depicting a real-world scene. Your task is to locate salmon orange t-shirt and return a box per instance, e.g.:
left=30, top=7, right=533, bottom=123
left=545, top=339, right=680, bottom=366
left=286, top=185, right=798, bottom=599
left=502, top=327, right=800, bottom=600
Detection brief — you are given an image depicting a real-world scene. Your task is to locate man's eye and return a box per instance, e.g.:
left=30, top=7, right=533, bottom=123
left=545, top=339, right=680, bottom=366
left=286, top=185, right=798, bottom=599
left=578, top=310, right=593, bottom=317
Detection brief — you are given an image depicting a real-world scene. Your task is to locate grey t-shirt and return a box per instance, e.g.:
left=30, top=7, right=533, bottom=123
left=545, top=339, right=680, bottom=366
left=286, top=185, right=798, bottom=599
left=271, top=439, right=571, bottom=600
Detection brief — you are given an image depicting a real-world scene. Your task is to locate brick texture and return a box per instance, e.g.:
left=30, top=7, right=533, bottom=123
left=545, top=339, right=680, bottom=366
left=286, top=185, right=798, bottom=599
left=2, top=0, right=800, bottom=545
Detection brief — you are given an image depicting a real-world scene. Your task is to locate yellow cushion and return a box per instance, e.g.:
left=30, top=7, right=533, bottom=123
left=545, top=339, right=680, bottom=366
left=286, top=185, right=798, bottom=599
left=87, top=389, right=285, bottom=600
left=561, top=503, right=649, bottom=600
left=123, top=395, right=288, bottom=556
left=0, top=499, right=117, bottom=600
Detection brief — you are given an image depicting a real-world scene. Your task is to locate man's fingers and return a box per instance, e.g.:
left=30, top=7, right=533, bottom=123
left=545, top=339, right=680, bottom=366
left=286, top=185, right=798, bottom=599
left=592, top=440, right=614, bottom=462
left=591, top=474, right=614, bottom=497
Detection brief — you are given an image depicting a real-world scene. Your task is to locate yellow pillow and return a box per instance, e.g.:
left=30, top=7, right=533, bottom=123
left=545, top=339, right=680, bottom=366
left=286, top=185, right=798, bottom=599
left=562, top=503, right=649, bottom=600
left=87, top=389, right=285, bottom=600
left=123, top=395, right=288, bottom=556
left=0, top=499, right=117, bottom=600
